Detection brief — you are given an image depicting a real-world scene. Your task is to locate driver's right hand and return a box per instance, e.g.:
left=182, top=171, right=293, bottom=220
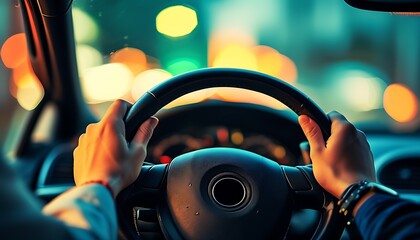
left=298, top=111, right=376, bottom=199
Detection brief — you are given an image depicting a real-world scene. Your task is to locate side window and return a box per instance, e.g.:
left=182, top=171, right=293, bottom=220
left=0, top=2, right=37, bottom=156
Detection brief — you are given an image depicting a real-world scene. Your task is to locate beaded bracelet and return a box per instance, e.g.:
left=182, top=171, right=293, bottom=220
left=81, top=180, right=115, bottom=197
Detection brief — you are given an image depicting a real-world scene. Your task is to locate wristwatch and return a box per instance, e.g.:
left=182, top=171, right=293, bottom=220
left=338, top=180, right=398, bottom=220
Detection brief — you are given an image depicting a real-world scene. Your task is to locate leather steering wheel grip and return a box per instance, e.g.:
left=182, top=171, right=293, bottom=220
left=124, top=68, right=331, bottom=142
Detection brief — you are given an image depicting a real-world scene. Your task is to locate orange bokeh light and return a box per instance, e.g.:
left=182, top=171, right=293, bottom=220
left=110, top=47, right=147, bottom=75
left=254, top=46, right=297, bottom=83
left=208, top=30, right=256, bottom=66
left=384, top=84, right=418, bottom=123
left=215, top=87, right=286, bottom=110
left=1, top=33, right=28, bottom=69
left=1, top=33, right=44, bottom=110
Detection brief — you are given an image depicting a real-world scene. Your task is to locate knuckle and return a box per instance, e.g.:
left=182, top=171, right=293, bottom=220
left=86, top=123, right=96, bottom=133
left=340, top=122, right=357, bottom=135
left=77, top=133, right=85, bottom=144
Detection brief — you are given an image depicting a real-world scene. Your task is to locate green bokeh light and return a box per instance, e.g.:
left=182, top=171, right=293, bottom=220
left=166, top=58, right=200, bottom=75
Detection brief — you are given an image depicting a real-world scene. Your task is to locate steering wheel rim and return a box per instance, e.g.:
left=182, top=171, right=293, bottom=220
left=124, top=68, right=331, bottom=142
left=118, top=68, right=345, bottom=239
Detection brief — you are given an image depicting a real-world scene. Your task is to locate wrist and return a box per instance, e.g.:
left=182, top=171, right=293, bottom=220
left=352, top=191, right=375, bottom=216
left=81, top=180, right=116, bottom=198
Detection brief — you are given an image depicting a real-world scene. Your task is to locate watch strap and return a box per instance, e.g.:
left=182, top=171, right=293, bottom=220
left=338, top=180, right=398, bottom=220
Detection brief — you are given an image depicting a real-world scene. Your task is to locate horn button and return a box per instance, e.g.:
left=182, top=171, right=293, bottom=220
left=162, top=148, right=292, bottom=239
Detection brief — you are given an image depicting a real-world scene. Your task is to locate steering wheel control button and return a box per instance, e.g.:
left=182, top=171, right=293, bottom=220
left=210, top=174, right=248, bottom=209
left=139, top=164, right=168, bottom=189
left=283, top=166, right=312, bottom=191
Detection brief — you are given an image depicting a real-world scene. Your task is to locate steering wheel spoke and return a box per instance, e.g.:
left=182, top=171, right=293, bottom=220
left=283, top=165, right=333, bottom=210
left=116, top=164, right=168, bottom=239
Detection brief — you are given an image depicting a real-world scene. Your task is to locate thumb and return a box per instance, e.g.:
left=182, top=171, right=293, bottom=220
left=298, top=115, right=325, bottom=152
left=132, top=116, right=159, bottom=146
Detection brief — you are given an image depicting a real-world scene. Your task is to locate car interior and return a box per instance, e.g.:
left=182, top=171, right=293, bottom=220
left=0, top=0, right=419, bottom=239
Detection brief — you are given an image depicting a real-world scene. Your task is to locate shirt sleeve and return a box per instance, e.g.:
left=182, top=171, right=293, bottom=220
left=42, top=184, right=118, bottom=240
left=0, top=156, right=117, bottom=240
left=355, top=193, right=420, bottom=240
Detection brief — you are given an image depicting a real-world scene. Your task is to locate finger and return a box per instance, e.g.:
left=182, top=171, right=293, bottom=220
left=102, top=100, right=132, bottom=135
left=102, top=99, right=131, bottom=122
left=298, top=115, right=325, bottom=152
left=132, top=116, right=159, bottom=146
left=328, top=111, right=356, bottom=135
left=328, top=111, right=348, bottom=124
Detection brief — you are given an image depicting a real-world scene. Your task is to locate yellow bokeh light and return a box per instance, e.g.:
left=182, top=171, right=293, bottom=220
left=340, top=73, right=386, bottom=111
left=254, top=46, right=297, bottom=83
left=131, top=69, right=173, bottom=100
left=384, top=84, right=418, bottom=123
left=72, top=8, right=99, bottom=43
left=76, top=45, right=103, bottom=74
left=110, top=47, right=147, bottom=75
left=215, top=88, right=286, bottom=110
left=231, top=131, right=244, bottom=145
left=1, top=33, right=45, bottom=111
left=81, top=63, right=133, bottom=103
left=156, top=6, right=198, bottom=37
left=164, top=89, right=215, bottom=109
left=208, top=30, right=256, bottom=65
left=273, top=146, right=286, bottom=159
left=212, top=44, right=258, bottom=70
left=16, top=76, right=44, bottom=111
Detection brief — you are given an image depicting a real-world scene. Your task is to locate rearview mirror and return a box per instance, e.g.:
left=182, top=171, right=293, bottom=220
left=345, top=0, right=420, bottom=12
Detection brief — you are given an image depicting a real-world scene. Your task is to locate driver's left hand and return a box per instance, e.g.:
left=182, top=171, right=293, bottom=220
left=73, top=100, right=159, bottom=197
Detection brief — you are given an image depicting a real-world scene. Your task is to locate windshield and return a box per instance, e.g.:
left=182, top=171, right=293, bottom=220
left=1, top=0, right=420, bottom=145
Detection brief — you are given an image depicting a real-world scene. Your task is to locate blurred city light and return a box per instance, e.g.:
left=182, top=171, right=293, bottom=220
left=76, top=44, right=103, bottom=74
left=1, top=33, right=44, bottom=111
left=340, top=72, right=386, bottom=111
left=215, top=88, right=286, bottom=110
left=166, top=58, right=200, bottom=76
left=131, top=69, right=172, bottom=100
left=72, top=8, right=99, bottom=43
left=384, top=84, right=418, bottom=123
left=0, top=33, right=27, bottom=69
left=16, top=79, right=44, bottom=111
left=81, top=63, right=133, bottom=103
left=325, top=63, right=388, bottom=113
left=208, top=30, right=256, bottom=65
left=156, top=6, right=198, bottom=38
left=110, top=47, right=147, bottom=75
left=254, top=45, right=297, bottom=83
left=165, top=89, right=215, bottom=109
left=212, top=44, right=258, bottom=70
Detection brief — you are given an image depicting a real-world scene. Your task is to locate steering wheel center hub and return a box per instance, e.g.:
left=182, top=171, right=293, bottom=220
left=161, top=148, right=292, bottom=239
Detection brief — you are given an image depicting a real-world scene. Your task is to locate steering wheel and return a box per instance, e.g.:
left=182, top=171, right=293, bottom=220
left=117, top=68, right=345, bottom=239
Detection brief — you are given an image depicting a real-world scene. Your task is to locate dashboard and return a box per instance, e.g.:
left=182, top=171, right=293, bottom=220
left=146, top=101, right=304, bottom=166
left=35, top=100, right=420, bottom=203
left=36, top=101, right=307, bottom=200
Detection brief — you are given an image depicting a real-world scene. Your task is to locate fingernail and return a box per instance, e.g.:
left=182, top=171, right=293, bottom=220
left=298, top=115, right=309, bottom=124
left=150, top=116, right=159, bottom=128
